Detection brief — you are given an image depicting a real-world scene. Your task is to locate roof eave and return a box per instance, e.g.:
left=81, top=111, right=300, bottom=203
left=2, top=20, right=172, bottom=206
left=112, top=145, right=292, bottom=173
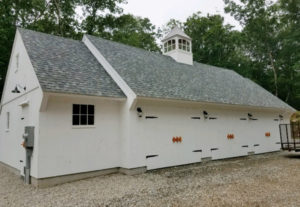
left=43, top=91, right=126, bottom=101
left=136, top=96, right=295, bottom=113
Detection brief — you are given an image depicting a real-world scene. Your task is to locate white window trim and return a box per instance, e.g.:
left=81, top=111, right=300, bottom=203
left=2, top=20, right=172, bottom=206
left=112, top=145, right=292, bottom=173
left=72, top=125, right=96, bottom=129
left=72, top=104, right=95, bottom=127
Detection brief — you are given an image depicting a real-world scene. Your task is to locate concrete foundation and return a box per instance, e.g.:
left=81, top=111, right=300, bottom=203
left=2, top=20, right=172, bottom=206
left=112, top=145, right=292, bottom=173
left=119, top=167, right=147, bottom=175
left=0, top=161, right=20, bottom=176
left=201, top=157, right=212, bottom=162
left=248, top=151, right=255, bottom=156
left=31, top=166, right=147, bottom=188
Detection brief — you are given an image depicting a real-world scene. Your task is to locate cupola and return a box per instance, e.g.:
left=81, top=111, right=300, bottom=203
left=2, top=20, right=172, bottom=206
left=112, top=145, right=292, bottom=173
left=162, top=26, right=193, bottom=65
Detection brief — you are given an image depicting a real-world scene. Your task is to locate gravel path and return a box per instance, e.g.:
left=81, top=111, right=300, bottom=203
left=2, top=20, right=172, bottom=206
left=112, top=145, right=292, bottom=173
left=1, top=152, right=300, bottom=207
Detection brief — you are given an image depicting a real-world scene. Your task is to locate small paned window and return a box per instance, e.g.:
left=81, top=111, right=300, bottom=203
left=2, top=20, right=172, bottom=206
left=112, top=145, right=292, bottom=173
left=164, top=39, right=176, bottom=52
left=72, top=104, right=94, bottom=126
left=178, top=39, right=191, bottom=52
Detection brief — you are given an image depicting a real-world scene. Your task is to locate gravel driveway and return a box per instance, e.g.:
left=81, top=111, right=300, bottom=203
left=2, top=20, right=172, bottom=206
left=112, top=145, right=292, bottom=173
left=1, top=152, right=300, bottom=207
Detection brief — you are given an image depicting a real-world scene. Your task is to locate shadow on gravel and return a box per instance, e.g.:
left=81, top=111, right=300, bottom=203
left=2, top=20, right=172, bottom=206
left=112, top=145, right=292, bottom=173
left=283, top=153, right=300, bottom=159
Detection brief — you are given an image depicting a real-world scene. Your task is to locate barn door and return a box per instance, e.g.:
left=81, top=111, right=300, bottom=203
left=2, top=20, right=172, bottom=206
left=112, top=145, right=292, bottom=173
left=144, top=113, right=202, bottom=170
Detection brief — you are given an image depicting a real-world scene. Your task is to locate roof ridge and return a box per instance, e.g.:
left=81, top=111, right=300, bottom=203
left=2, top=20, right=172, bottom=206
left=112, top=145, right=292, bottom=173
left=85, top=34, right=162, bottom=56
left=86, top=34, right=235, bottom=71
left=19, top=29, right=239, bottom=73
left=17, top=27, right=81, bottom=43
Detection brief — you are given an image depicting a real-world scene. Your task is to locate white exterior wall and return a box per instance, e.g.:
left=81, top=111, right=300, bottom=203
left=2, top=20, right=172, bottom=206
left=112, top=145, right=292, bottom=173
left=37, top=95, right=123, bottom=178
left=166, top=49, right=193, bottom=66
left=0, top=30, right=43, bottom=177
left=123, top=99, right=291, bottom=170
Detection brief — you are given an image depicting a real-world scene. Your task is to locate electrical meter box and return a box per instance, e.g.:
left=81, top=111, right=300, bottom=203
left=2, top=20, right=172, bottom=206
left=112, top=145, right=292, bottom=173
left=23, top=126, right=34, bottom=148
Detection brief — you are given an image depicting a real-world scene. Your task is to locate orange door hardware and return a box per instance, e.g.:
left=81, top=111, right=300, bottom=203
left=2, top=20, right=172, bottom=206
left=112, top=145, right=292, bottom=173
left=172, top=136, right=183, bottom=143
left=227, top=134, right=235, bottom=139
left=265, top=132, right=271, bottom=137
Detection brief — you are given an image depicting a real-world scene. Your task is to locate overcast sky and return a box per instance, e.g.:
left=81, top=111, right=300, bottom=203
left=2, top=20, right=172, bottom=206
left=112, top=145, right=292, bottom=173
left=123, top=0, right=241, bottom=30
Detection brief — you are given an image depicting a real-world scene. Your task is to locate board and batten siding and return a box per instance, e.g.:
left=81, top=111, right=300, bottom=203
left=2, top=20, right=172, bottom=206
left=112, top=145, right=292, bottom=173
left=124, top=99, right=289, bottom=170
left=36, top=94, right=290, bottom=178
left=37, top=95, right=123, bottom=178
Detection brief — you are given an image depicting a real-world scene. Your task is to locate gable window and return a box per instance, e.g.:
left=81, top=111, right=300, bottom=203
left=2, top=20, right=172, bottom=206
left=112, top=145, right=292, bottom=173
left=15, top=53, right=19, bottom=72
left=178, top=39, right=191, bottom=52
left=6, top=112, right=10, bottom=130
left=72, top=104, right=94, bottom=126
left=164, top=39, right=176, bottom=53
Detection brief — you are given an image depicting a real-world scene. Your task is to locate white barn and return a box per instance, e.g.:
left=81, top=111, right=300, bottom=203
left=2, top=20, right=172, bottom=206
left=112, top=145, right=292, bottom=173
left=0, top=27, right=295, bottom=187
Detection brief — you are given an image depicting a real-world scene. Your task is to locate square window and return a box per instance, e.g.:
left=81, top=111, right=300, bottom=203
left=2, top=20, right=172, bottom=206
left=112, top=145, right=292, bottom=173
left=72, top=104, right=95, bottom=126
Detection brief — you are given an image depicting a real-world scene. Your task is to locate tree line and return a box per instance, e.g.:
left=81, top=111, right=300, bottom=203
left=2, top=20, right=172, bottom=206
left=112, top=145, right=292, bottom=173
left=0, top=0, right=299, bottom=110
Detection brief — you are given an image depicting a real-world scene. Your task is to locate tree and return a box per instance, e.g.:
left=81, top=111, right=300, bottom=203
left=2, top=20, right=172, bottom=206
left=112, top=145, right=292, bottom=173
left=80, top=0, right=125, bottom=35
left=104, top=14, right=160, bottom=52
left=0, top=0, right=47, bottom=100
left=224, top=0, right=300, bottom=109
left=278, top=0, right=300, bottom=107
left=185, top=14, right=236, bottom=67
left=224, top=0, right=282, bottom=96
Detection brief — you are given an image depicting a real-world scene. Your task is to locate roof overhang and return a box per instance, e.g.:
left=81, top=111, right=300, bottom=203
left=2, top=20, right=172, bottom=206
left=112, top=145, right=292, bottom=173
left=135, top=96, right=295, bottom=113
left=43, top=91, right=126, bottom=101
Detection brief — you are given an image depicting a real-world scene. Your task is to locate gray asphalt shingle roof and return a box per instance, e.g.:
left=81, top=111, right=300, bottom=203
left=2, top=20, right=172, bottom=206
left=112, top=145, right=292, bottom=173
left=86, top=35, right=294, bottom=110
left=18, top=28, right=293, bottom=110
left=18, top=28, right=125, bottom=98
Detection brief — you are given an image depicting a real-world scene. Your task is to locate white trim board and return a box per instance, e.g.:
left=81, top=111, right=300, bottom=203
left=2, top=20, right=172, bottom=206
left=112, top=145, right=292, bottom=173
left=82, top=35, right=137, bottom=109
